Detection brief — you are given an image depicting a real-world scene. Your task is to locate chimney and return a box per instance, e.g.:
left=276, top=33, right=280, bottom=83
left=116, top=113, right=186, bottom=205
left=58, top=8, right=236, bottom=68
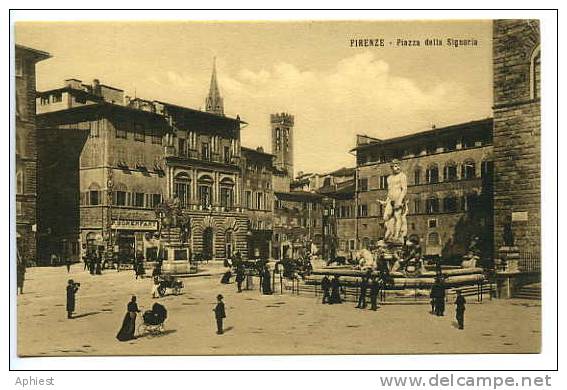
left=92, top=79, right=101, bottom=96
left=65, top=78, right=82, bottom=89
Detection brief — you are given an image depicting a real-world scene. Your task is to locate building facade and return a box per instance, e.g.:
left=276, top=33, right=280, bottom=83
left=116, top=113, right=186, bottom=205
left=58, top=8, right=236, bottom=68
left=37, top=81, right=169, bottom=264
left=37, top=68, right=249, bottom=263
left=492, top=20, right=541, bottom=257
left=15, top=45, right=50, bottom=264
left=342, top=118, right=494, bottom=260
left=273, top=191, right=323, bottom=260
left=241, top=146, right=274, bottom=258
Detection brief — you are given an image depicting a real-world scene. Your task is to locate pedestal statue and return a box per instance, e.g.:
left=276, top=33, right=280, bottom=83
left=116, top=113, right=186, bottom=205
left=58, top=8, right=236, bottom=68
left=377, top=159, right=408, bottom=244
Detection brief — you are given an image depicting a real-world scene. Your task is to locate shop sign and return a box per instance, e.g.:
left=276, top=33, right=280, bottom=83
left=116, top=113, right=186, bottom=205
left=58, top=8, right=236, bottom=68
left=111, top=219, right=158, bottom=231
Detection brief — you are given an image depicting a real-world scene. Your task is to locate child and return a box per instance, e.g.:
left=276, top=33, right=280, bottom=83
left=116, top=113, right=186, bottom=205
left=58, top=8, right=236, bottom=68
left=151, top=276, right=160, bottom=299
left=455, top=290, right=466, bottom=330
left=213, top=294, right=226, bottom=335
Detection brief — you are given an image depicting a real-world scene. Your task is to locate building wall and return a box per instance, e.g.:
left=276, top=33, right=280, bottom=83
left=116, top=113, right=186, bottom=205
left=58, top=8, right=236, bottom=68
left=273, top=194, right=323, bottom=259
left=15, top=47, right=49, bottom=264
left=492, top=20, right=541, bottom=254
left=336, top=121, right=494, bottom=259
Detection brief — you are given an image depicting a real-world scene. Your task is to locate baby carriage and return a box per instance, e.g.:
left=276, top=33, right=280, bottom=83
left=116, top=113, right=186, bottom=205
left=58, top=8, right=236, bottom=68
left=138, top=302, right=167, bottom=335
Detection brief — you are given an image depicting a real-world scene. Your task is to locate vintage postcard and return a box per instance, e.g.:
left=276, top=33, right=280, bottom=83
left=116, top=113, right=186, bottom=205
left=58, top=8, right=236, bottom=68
left=13, top=19, right=541, bottom=357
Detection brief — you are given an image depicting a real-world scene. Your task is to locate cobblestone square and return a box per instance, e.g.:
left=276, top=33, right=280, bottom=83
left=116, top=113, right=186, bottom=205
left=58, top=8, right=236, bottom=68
left=17, top=265, right=540, bottom=356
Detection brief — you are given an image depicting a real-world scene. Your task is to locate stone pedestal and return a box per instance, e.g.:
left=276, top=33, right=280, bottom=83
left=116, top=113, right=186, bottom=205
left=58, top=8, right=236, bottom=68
left=498, top=246, right=520, bottom=272
left=495, top=246, right=521, bottom=298
left=162, top=244, right=193, bottom=275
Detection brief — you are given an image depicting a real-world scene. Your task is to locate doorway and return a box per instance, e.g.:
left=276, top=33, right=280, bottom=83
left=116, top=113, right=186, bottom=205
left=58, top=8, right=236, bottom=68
left=203, top=227, right=214, bottom=260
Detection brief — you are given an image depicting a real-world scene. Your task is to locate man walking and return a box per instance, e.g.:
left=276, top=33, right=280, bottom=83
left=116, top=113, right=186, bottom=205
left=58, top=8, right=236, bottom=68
left=66, top=279, right=80, bottom=319
left=356, top=271, right=371, bottom=309
left=330, top=275, right=342, bottom=304
left=369, top=276, right=381, bottom=311
left=320, top=274, right=331, bottom=304
left=235, top=263, right=245, bottom=293
left=455, top=290, right=466, bottom=330
left=65, top=257, right=72, bottom=273
left=213, top=294, right=226, bottom=335
left=436, top=278, right=446, bottom=316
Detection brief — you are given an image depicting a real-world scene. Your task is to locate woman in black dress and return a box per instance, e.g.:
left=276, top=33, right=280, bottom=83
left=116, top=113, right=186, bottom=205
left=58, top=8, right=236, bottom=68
left=117, top=296, right=140, bottom=341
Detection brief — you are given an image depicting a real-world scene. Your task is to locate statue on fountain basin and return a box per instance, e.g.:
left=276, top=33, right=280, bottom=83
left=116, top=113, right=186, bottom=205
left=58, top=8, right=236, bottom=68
left=376, top=159, right=408, bottom=245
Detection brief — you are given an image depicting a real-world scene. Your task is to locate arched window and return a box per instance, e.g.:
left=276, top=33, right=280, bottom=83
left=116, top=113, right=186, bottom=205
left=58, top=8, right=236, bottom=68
left=113, top=182, right=128, bottom=206
left=443, top=194, right=458, bottom=213
left=443, top=161, right=458, bottom=182
left=16, top=133, right=23, bottom=157
left=481, top=160, right=493, bottom=179
left=16, top=167, right=24, bottom=194
left=275, top=128, right=281, bottom=151
left=198, top=175, right=214, bottom=208
left=461, top=160, right=476, bottom=180
left=413, top=198, right=421, bottom=214
left=426, top=196, right=439, bottom=214
left=220, top=177, right=234, bottom=209
left=426, top=164, right=439, bottom=184
left=174, top=172, right=191, bottom=207
left=530, top=46, right=541, bottom=100
left=414, top=167, right=422, bottom=185
left=88, top=182, right=101, bottom=206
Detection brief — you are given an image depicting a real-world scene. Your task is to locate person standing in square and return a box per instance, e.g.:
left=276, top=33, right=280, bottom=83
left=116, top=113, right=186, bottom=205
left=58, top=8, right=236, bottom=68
left=213, top=294, right=226, bottom=335
left=320, top=274, right=331, bottom=304
left=455, top=290, right=466, bottom=330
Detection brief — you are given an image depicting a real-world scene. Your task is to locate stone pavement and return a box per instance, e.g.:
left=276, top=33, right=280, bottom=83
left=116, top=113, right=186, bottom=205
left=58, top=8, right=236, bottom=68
left=16, top=265, right=540, bottom=356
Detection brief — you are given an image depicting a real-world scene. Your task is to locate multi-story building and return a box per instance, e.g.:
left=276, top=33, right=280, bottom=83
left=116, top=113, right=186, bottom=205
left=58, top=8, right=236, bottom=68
left=37, top=79, right=169, bottom=263
left=292, top=167, right=355, bottom=193
left=343, top=118, right=494, bottom=259
left=241, top=146, right=274, bottom=258
left=15, top=45, right=50, bottom=264
left=36, top=62, right=249, bottom=263
left=492, top=20, right=540, bottom=258
left=273, top=191, right=323, bottom=260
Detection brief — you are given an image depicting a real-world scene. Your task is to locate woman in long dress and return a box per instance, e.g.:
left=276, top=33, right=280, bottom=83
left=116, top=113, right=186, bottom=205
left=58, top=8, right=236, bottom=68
left=261, top=265, right=272, bottom=295
left=117, top=296, right=140, bottom=341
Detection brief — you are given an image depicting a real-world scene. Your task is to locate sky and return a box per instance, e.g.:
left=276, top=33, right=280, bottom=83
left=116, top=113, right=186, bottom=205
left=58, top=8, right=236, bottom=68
left=16, top=20, right=493, bottom=175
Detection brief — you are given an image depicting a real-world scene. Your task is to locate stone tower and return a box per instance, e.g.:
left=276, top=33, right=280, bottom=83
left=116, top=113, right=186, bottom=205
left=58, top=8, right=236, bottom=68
left=205, top=58, right=224, bottom=116
left=271, top=113, right=295, bottom=178
left=492, top=20, right=540, bottom=256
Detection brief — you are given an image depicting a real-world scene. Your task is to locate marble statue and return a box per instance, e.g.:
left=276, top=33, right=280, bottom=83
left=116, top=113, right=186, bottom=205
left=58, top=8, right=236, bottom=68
left=377, top=159, right=408, bottom=244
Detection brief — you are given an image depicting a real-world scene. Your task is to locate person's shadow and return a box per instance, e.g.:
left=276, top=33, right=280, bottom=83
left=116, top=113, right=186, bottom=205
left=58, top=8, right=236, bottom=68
left=223, top=326, right=234, bottom=333
left=72, top=311, right=100, bottom=319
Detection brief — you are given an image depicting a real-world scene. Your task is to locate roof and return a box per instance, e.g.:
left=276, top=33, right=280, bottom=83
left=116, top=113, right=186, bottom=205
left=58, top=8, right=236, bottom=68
left=274, top=191, right=323, bottom=201
left=37, top=101, right=167, bottom=122
left=15, top=44, right=51, bottom=61
left=350, top=118, right=493, bottom=152
left=317, top=179, right=355, bottom=198
left=291, top=178, right=310, bottom=187
left=36, top=86, right=105, bottom=102
left=155, top=100, right=246, bottom=125
left=241, top=146, right=275, bottom=158
left=328, top=166, right=355, bottom=177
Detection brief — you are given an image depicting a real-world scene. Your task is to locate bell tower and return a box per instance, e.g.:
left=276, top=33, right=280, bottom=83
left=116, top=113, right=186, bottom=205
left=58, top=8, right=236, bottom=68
left=271, top=112, right=294, bottom=178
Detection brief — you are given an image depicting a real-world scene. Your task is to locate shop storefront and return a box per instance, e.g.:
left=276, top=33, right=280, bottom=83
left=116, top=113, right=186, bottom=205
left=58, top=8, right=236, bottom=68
left=110, top=219, right=159, bottom=262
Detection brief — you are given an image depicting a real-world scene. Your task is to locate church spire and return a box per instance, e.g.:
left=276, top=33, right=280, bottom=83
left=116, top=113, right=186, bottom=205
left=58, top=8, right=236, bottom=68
left=205, top=57, right=224, bottom=116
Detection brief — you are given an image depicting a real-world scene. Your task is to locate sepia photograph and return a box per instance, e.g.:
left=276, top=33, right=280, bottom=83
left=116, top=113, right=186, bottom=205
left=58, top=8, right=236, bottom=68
left=12, top=17, right=544, bottom=359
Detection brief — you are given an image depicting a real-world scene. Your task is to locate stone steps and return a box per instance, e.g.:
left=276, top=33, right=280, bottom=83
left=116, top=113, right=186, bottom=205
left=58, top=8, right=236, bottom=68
left=513, top=284, right=541, bottom=300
